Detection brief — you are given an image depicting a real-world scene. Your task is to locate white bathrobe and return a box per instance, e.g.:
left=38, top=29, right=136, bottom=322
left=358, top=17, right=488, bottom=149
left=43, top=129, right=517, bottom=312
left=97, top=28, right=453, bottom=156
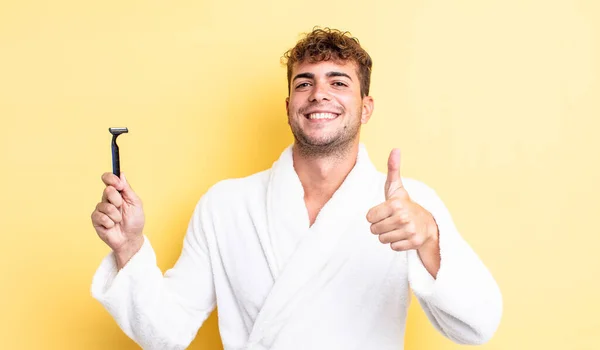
left=91, top=144, right=502, bottom=350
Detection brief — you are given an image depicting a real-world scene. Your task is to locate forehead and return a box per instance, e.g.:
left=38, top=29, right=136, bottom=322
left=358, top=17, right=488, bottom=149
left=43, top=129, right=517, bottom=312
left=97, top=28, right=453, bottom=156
left=292, top=60, right=359, bottom=80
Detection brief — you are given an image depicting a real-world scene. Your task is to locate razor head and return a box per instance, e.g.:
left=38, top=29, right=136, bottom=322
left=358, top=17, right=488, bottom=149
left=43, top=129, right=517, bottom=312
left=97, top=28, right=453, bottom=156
left=109, top=127, right=128, bottom=136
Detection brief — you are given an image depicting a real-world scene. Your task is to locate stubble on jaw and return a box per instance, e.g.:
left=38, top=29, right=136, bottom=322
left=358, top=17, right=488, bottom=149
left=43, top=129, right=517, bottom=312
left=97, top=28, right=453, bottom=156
left=289, top=109, right=362, bottom=160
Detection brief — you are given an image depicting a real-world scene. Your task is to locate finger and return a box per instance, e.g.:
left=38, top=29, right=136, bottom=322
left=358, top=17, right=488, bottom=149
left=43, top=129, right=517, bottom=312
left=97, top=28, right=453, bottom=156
left=102, top=186, right=123, bottom=207
left=378, top=229, right=412, bottom=244
left=119, top=172, right=142, bottom=206
left=390, top=240, right=413, bottom=251
left=366, top=202, right=394, bottom=224
left=385, top=148, right=404, bottom=198
left=390, top=235, right=425, bottom=251
left=102, top=172, right=124, bottom=191
left=96, top=202, right=123, bottom=224
left=386, top=149, right=402, bottom=186
left=94, top=224, right=109, bottom=236
left=370, top=212, right=410, bottom=235
left=91, top=210, right=116, bottom=229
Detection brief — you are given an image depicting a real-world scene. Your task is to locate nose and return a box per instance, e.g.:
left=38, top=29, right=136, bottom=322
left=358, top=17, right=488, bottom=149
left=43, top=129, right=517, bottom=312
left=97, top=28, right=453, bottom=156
left=308, top=81, right=331, bottom=102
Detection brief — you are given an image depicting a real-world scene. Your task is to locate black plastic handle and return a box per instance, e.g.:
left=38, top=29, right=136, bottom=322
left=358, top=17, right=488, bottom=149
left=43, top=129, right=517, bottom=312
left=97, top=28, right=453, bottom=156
left=109, top=127, right=128, bottom=178
left=111, top=138, right=121, bottom=177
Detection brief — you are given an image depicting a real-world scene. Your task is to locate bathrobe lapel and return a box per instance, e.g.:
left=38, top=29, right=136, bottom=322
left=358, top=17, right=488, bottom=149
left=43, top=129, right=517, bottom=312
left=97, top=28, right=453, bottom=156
left=248, top=144, right=381, bottom=346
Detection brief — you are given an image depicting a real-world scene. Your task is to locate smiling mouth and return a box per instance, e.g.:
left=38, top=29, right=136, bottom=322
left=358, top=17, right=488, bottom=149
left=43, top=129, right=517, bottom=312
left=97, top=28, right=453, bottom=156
left=305, top=112, right=339, bottom=120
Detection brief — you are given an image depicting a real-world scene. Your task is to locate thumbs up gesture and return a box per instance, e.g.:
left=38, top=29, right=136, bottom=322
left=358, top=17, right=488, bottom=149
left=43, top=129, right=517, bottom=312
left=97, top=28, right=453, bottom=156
left=366, top=149, right=439, bottom=252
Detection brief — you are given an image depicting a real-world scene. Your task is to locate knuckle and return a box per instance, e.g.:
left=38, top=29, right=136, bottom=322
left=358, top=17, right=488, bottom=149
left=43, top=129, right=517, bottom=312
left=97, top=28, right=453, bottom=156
left=411, top=236, right=424, bottom=247
left=400, top=213, right=411, bottom=224
left=390, top=199, right=403, bottom=211
left=394, top=213, right=407, bottom=225
left=102, top=215, right=114, bottom=227
left=97, top=202, right=107, bottom=212
left=106, top=202, right=117, bottom=213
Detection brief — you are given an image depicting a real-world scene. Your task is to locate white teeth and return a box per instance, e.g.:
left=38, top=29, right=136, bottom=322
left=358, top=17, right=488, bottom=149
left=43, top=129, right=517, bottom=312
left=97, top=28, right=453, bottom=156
left=308, top=113, right=337, bottom=120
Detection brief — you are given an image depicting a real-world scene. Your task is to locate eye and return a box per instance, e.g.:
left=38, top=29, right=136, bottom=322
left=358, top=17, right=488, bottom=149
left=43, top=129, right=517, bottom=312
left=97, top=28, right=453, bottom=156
left=333, top=81, right=348, bottom=87
left=295, top=82, right=311, bottom=89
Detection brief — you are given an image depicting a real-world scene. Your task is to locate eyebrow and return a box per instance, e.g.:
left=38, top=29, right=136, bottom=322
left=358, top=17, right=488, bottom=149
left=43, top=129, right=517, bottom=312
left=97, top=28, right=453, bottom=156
left=292, top=72, right=314, bottom=82
left=326, top=71, right=352, bottom=80
left=292, top=71, right=353, bottom=82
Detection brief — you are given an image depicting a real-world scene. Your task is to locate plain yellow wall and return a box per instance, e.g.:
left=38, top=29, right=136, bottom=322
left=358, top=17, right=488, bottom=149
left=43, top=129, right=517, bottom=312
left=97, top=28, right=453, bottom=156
left=1, top=0, right=599, bottom=349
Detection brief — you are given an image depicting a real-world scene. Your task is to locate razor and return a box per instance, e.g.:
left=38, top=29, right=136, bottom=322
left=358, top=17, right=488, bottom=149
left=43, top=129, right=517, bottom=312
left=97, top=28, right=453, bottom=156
left=109, top=127, right=128, bottom=177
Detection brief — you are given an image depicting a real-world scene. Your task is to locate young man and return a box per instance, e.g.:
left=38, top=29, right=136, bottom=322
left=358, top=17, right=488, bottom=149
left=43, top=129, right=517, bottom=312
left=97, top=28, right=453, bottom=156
left=91, top=28, right=502, bottom=350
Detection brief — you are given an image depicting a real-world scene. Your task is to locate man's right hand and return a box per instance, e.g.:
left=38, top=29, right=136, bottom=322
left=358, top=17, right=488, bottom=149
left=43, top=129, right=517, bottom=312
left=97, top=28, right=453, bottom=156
left=91, top=172, right=145, bottom=269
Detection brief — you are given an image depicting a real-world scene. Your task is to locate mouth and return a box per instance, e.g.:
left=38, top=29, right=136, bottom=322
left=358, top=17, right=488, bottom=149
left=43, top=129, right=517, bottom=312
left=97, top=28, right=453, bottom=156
left=304, top=112, right=340, bottom=120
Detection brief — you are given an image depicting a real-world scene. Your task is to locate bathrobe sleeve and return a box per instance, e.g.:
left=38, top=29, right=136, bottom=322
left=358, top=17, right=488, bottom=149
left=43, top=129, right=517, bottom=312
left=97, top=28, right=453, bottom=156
left=407, top=182, right=503, bottom=345
left=91, top=196, right=216, bottom=350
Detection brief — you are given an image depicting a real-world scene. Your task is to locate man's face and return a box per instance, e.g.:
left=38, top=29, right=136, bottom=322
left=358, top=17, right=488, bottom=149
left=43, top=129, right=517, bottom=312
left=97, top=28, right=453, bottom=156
left=286, top=60, right=373, bottom=156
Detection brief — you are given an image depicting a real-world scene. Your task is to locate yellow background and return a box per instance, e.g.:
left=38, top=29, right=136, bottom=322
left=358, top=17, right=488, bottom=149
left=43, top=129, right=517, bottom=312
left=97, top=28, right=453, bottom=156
left=1, top=0, right=598, bottom=349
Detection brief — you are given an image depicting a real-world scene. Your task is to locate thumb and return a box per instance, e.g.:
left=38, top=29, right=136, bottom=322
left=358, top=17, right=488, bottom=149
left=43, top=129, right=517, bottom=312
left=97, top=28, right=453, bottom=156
left=120, top=172, right=141, bottom=206
left=385, top=148, right=404, bottom=198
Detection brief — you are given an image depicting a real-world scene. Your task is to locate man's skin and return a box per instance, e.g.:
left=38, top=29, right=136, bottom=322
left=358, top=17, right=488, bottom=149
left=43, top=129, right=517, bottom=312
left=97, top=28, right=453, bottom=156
left=91, top=59, right=441, bottom=277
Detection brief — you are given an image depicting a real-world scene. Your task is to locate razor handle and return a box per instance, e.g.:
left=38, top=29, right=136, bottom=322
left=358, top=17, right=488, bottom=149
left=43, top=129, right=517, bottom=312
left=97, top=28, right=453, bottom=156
left=111, top=141, right=121, bottom=177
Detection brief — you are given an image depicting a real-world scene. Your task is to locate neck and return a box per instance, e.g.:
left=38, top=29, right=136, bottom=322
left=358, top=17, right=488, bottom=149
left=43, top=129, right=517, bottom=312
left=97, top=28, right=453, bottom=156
left=292, top=141, right=359, bottom=225
left=293, top=141, right=359, bottom=193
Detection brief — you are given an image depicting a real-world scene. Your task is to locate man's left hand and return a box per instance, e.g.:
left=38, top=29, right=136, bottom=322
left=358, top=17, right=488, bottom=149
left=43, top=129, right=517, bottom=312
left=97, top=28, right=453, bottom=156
left=366, top=149, right=439, bottom=252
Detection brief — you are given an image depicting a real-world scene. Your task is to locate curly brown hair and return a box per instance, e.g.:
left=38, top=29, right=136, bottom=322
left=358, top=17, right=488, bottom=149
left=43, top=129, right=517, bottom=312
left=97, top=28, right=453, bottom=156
left=282, top=27, right=373, bottom=98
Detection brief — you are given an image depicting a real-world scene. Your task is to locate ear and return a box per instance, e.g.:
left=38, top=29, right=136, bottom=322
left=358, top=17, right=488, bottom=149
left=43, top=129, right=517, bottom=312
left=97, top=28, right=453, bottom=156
left=285, top=97, right=290, bottom=115
left=360, top=96, right=374, bottom=124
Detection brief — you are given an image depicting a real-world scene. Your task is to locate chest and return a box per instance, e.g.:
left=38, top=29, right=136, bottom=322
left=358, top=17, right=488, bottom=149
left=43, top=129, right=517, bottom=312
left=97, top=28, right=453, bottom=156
left=211, top=210, right=408, bottom=316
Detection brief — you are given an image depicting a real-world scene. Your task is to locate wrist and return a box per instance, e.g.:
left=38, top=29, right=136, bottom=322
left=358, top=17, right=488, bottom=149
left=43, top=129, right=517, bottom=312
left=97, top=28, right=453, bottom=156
left=417, top=214, right=441, bottom=278
left=426, top=213, right=439, bottom=244
left=418, top=214, right=439, bottom=254
left=114, top=235, right=144, bottom=270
